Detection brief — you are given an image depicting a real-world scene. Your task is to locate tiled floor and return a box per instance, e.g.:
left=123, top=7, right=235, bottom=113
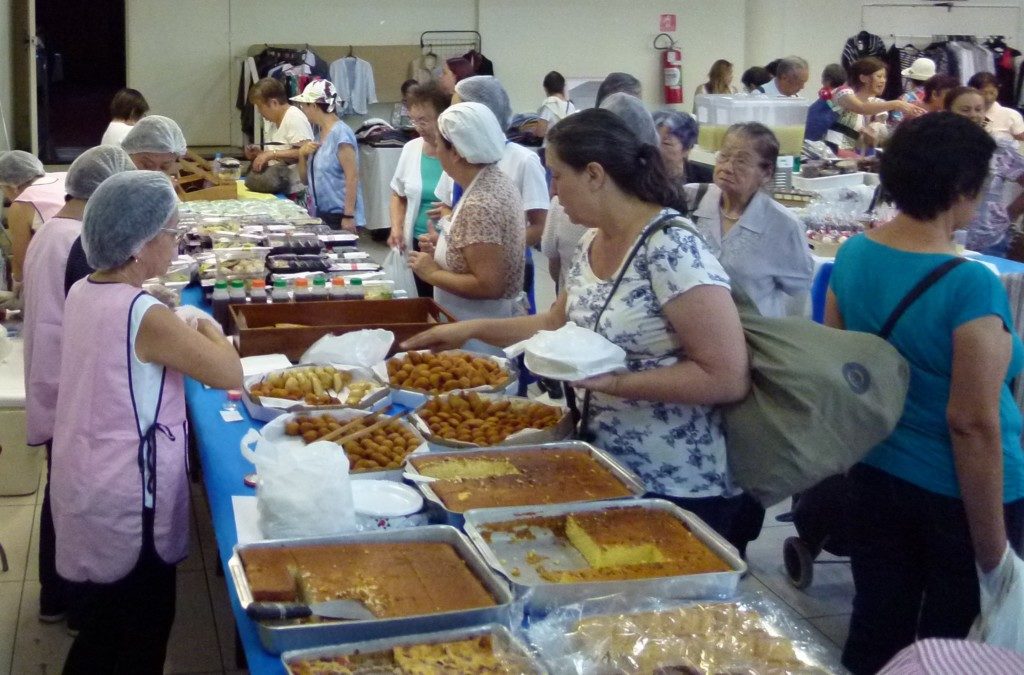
left=0, top=239, right=856, bottom=673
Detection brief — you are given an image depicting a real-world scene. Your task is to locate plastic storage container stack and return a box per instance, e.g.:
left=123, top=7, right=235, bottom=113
left=693, top=94, right=810, bottom=156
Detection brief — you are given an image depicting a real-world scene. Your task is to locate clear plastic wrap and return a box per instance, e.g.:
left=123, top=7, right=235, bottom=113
left=525, top=593, right=844, bottom=674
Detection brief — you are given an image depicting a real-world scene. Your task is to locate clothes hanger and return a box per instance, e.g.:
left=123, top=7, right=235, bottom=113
left=346, top=45, right=354, bottom=58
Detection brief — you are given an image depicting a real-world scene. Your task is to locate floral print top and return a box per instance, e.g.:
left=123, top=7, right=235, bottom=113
left=967, top=136, right=1024, bottom=253
left=565, top=209, right=737, bottom=498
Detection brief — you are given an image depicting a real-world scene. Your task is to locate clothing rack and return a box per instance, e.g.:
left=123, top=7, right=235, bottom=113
left=418, top=30, right=481, bottom=61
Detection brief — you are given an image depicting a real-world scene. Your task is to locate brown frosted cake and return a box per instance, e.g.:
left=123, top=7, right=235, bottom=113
left=238, top=542, right=497, bottom=619
left=409, top=448, right=633, bottom=512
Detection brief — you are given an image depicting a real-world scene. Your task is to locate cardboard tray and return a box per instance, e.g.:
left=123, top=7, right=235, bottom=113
left=230, top=298, right=457, bottom=361
left=408, top=392, right=572, bottom=450
left=250, top=408, right=428, bottom=481
left=462, top=499, right=746, bottom=614
left=228, top=526, right=517, bottom=654
left=280, top=623, right=547, bottom=674
left=242, top=363, right=390, bottom=422
left=404, top=442, right=645, bottom=526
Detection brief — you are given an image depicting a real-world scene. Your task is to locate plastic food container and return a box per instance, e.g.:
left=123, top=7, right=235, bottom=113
left=693, top=94, right=811, bottom=155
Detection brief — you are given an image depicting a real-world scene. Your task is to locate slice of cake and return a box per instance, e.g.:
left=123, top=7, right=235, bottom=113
left=415, top=457, right=521, bottom=480
left=565, top=510, right=667, bottom=568
left=238, top=546, right=298, bottom=601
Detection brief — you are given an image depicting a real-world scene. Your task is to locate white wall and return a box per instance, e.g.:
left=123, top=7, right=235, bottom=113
left=0, top=0, right=14, bottom=150
left=480, top=0, right=747, bottom=113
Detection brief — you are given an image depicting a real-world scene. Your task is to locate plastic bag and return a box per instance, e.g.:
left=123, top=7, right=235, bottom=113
left=506, top=321, right=627, bottom=381
left=384, top=246, right=418, bottom=298
left=525, top=592, right=842, bottom=674
left=969, top=545, right=1024, bottom=652
left=300, top=329, right=395, bottom=371
left=240, top=426, right=356, bottom=539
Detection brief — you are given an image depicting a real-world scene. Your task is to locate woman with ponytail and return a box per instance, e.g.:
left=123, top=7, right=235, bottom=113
left=403, top=108, right=750, bottom=543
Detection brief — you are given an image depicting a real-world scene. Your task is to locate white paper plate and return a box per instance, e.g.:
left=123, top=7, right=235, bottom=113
left=523, top=352, right=622, bottom=382
left=351, top=480, right=423, bottom=517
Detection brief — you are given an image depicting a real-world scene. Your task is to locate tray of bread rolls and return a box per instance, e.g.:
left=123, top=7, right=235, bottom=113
left=460, top=498, right=746, bottom=614
left=228, top=526, right=516, bottom=654
left=280, top=623, right=547, bottom=674
left=404, top=442, right=645, bottom=527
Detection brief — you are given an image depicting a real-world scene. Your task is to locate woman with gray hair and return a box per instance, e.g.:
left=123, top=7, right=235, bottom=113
left=121, top=114, right=187, bottom=175
left=0, top=150, right=67, bottom=309
left=21, top=145, right=136, bottom=625
left=653, top=110, right=713, bottom=185
left=408, top=102, right=525, bottom=355
left=53, top=171, right=241, bottom=671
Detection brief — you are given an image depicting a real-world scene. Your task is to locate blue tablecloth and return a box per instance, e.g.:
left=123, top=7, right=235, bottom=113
left=181, top=286, right=282, bottom=674
left=965, top=252, right=1024, bottom=275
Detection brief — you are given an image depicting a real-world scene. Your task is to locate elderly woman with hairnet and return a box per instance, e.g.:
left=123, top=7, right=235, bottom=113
left=21, top=145, right=136, bottom=625
left=407, top=102, right=525, bottom=356
left=0, top=150, right=67, bottom=310
left=120, top=114, right=187, bottom=175
left=653, top=110, right=713, bottom=186
left=52, top=171, right=241, bottom=671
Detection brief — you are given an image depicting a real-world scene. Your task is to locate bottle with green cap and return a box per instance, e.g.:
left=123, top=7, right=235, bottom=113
left=211, top=279, right=230, bottom=328
left=349, top=277, right=364, bottom=299
left=311, top=276, right=328, bottom=301
left=271, top=278, right=291, bottom=303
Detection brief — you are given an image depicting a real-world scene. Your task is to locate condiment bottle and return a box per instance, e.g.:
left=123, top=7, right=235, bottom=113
left=226, top=279, right=247, bottom=331
left=329, top=276, right=346, bottom=300
left=311, top=276, right=328, bottom=301
left=211, top=279, right=230, bottom=328
left=249, top=278, right=268, bottom=304
left=293, top=277, right=311, bottom=302
left=349, top=277, right=364, bottom=299
left=270, top=278, right=290, bottom=303
left=222, top=389, right=242, bottom=412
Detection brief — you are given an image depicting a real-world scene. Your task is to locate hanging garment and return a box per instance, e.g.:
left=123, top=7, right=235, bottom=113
left=409, top=52, right=441, bottom=83
left=986, top=38, right=1021, bottom=106
left=330, top=56, right=378, bottom=115
left=841, top=31, right=887, bottom=69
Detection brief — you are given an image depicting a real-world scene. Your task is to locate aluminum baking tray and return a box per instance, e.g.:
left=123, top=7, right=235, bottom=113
left=461, top=498, right=746, bottom=614
left=228, top=526, right=517, bottom=654
left=408, top=392, right=573, bottom=450
left=404, top=442, right=646, bottom=527
left=280, top=623, right=547, bottom=674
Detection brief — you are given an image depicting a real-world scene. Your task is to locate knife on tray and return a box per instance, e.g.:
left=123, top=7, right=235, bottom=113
left=246, top=598, right=375, bottom=621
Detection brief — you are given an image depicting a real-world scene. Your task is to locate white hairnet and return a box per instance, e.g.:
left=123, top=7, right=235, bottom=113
left=600, top=93, right=659, bottom=147
left=437, top=102, right=506, bottom=165
left=454, top=76, right=513, bottom=131
left=65, top=145, right=136, bottom=200
left=0, top=150, right=45, bottom=187
left=121, top=115, right=187, bottom=156
left=82, top=171, right=178, bottom=270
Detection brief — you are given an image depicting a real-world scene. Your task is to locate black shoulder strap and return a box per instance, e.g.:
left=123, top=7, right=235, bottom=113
left=693, top=182, right=710, bottom=213
left=878, top=257, right=966, bottom=340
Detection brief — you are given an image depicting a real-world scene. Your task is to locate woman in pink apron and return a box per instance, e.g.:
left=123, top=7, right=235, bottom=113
left=21, top=144, right=136, bottom=626
left=53, top=171, right=242, bottom=673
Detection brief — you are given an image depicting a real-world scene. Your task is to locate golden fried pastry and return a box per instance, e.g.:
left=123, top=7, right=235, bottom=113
left=284, top=414, right=422, bottom=472
left=387, top=350, right=509, bottom=395
left=417, top=392, right=562, bottom=446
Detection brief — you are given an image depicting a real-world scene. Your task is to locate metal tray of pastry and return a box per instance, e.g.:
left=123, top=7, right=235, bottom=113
left=228, top=525, right=517, bottom=654
left=280, top=623, right=548, bottom=674
left=461, top=498, right=746, bottom=615
left=404, top=441, right=646, bottom=527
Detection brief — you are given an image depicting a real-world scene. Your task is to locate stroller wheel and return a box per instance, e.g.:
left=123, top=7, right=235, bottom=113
left=783, top=536, right=815, bottom=589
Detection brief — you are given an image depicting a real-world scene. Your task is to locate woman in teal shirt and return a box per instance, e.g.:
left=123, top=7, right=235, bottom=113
left=827, top=113, right=1024, bottom=674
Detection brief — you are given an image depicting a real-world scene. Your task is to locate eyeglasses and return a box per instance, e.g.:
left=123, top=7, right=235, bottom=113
left=717, top=152, right=760, bottom=171
left=161, top=226, right=187, bottom=243
left=410, top=116, right=432, bottom=128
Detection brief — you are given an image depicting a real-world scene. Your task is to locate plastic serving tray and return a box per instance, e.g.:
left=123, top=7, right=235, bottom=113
left=228, top=526, right=517, bottom=654
left=461, top=498, right=746, bottom=614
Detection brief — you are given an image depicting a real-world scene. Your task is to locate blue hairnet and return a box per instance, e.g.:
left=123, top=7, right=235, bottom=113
left=121, top=115, right=187, bottom=156
left=65, top=145, right=136, bottom=200
left=454, top=76, right=513, bottom=131
left=652, top=110, right=700, bottom=150
left=437, top=102, right=506, bottom=164
left=0, top=150, right=45, bottom=187
left=600, top=93, right=658, bottom=147
left=82, top=171, right=178, bottom=270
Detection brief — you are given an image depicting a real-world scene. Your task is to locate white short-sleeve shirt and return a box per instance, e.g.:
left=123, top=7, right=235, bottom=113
left=987, top=102, right=1024, bottom=142
left=263, top=106, right=315, bottom=193
left=565, top=210, right=736, bottom=498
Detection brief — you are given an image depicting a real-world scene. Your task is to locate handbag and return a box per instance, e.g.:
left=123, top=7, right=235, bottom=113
left=726, top=257, right=964, bottom=507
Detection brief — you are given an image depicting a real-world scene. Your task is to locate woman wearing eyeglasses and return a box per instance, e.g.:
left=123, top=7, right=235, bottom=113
left=683, top=121, right=814, bottom=557
left=387, top=82, right=452, bottom=298
left=54, top=171, right=241, bottom=672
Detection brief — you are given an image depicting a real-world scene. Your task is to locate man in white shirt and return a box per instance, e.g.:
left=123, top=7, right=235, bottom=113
left=244, top=78, right=314, bottom=192
left=761, top=57, right=809, bottom=97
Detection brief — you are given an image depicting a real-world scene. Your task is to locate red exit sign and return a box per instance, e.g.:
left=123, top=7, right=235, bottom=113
left=660, top=13, right=676, bottom=32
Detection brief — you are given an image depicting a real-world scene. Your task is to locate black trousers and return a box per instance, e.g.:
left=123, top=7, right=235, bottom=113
left=62, top=509, right=177, bottom=675
left=411, top=237, right=434, bottom=300
left=644, top=491, right=746, bottom=553
left=842, top=464, right=1024, bottom=675
left=40, top=441, right=70, bottom=616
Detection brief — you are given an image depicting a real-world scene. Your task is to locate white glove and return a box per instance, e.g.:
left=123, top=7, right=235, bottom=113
left=0, top=281, right=24, bottom=311
left=174, top=305, right=222, bottom=333
left=144, top=283, right=181, bottom=308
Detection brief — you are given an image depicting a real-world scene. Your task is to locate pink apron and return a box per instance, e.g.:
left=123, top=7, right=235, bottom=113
left=51, top=280, right=190, bottom=583
left=22, top=217, right=82, bottom=445
left=14, top=172, right=68, bottom=224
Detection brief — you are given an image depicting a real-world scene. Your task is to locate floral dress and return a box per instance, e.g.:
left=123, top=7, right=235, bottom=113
left=565, top=210, right=737, bottom=498
left=968, top=136, right=1024, bottom=255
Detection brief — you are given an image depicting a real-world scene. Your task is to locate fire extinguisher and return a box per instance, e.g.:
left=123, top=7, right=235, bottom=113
left=655, top=33, right=683, bottom=104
